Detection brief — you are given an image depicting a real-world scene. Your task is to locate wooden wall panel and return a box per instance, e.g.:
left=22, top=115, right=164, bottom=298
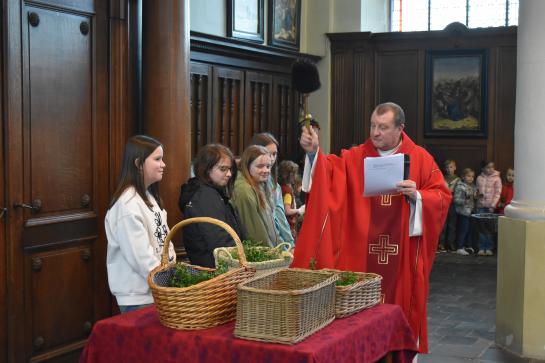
left=27, top=7, right=93, bottom=214
left=25, top=245, right=94, bottom=353
left=190, top=62, right=212, bottom=157
left=328, top=26, right=517, bottom=175
left=493, top=47, right=516, bottom=173
left=353, top=51, right=368, bottom=143
left=190, top=32, right=320, bottom=163
left=272, top=75, right=297, bottom=159
left=245, top=71, right=273, bottom=148
left=376, top=50, right=419, bottom=141
left=425, top=144, right=487, bottom=175
left=331, top=51, right=353, bottom=154
left=212, top=67, right=244, bottom=155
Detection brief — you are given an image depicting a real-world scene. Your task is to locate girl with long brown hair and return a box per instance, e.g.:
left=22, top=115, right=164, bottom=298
left=232, top=145, right=279, bottom=247
left=105, top=135, right=176, bottom=313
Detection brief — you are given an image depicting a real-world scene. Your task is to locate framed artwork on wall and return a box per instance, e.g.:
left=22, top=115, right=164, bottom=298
left=268, top=0, right=301, bottom=50
left=227, top=0, right=265, bottom=43
left=424, top=49, right=488, bottom=137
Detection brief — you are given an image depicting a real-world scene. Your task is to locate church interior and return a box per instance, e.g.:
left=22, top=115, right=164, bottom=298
left=1, top=0, right=544, bottom=362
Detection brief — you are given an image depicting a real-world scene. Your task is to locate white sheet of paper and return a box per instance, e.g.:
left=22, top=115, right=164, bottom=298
left=363, top=153, right=404, bottom=196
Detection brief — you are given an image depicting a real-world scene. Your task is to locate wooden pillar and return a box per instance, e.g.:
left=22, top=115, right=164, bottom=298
left=142, top=0, right=190, bottom=226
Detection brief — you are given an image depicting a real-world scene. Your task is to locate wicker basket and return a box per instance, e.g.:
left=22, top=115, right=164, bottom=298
left=213, top=242, right=293, bottom=277
left=148, top=217, right=256, bottom=330
left=325, top=269, right=382, bottom=318
left=234, top=268, right=338, bottom=344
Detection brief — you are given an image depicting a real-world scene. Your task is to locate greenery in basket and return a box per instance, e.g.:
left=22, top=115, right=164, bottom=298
left=229, top=239, right=283, bottom=263
left=168, top=261, right=228, bottom=288
left=336, top=271, right=359, bottom=286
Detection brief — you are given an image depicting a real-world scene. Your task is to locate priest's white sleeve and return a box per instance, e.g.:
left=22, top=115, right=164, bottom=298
left=302, top=148, right=319, bottom=193
left=409, top=191, right=423, bottom=237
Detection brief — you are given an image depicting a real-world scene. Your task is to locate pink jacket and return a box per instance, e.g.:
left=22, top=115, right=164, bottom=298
left=476, top=171, right=502, bottom=209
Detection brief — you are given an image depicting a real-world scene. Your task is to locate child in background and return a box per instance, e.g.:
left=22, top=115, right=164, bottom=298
left=496, top=168, right=514, bottom=214
left=278, top=160, right=304, bottom=240
left=476, top=161, right=502, bottom=256
left=453, top=168, right=478, bottom=256
left=438, top=159, right=459, bottom=252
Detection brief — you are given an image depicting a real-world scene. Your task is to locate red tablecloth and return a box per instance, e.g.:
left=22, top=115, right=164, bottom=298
left=80, top=304, right=417, bottom=363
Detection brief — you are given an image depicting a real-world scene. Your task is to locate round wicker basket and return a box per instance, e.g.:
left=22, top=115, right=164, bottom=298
left=148, top=217, right=256, bottom=330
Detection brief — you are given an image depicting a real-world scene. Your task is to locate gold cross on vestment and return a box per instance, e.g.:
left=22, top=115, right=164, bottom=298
left=369, top=234, right=399, bottom=264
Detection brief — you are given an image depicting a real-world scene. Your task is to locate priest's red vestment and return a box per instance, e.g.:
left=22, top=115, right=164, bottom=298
left=292, top=133, right=451, bottom=353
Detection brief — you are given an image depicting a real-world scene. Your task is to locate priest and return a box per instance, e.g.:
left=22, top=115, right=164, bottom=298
left=292, top=102, right=451, bottom=353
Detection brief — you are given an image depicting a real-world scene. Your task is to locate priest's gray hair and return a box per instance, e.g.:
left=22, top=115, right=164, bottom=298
left=374, top=102, right=405, bottom=127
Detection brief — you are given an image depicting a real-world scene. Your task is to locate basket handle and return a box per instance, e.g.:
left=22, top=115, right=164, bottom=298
left=161, top=217, right=248, bottom=268
left=273, top=242, right=292, bottom=252
left=213, top=247, right=235, bottom=263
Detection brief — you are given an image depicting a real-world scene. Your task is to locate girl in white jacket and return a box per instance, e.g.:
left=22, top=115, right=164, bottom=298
left=105, top=135, right=176, bottom=313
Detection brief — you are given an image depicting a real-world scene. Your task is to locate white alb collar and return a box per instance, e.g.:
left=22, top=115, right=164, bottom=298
left=377, top=139, right=402, bottom=156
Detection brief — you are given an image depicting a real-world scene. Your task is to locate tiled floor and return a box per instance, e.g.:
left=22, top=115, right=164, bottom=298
left=421, top=252, right=545, bottom=363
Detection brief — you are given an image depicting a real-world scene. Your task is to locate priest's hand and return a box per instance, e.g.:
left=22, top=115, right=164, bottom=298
left=300, top=125, right=319, bottom=153
left=396, top=180, right=417, bottom=202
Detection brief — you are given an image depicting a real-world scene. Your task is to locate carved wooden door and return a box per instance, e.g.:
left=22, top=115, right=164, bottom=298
left=4, top=0, right=110, bottom=361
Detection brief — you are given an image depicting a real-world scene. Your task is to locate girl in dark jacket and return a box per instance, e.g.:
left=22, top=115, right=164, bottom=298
left=178, top=144, right=246, bottom=268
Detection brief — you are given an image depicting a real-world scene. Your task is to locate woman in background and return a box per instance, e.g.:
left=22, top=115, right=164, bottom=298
left=105, top=135, right=176, bottom=314
left=178, top=144, right=246, bottom=268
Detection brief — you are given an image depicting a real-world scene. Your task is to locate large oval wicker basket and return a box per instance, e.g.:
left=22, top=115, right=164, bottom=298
left=148, top=217, right=256, bottom=330
left=213, top=242, right=293, bottom=277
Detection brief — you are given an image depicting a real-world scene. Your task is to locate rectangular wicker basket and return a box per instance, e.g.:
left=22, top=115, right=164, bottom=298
left=325, top=269, right=382, bottom=318
left=234, top=268, right=338, bottom=344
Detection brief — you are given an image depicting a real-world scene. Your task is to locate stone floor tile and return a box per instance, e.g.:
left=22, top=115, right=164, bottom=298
left=425, top=253, right=543, bottom=363
left=478, top=346, right=543, bottom=363
left=419, top=354, right=476, bottom=362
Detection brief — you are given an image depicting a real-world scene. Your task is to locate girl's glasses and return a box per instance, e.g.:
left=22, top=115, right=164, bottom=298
left=215, top=165, right=232, bottom=173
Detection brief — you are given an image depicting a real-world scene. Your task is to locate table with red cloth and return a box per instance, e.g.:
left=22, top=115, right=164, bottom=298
left=80, top=304, right=417, bottom=363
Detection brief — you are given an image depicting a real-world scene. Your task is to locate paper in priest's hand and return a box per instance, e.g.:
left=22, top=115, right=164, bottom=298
left=363, top=153, right=404, bottom=197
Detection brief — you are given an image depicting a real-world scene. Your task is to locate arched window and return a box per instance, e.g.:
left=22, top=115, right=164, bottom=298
left=391, top=0, right=518, bottom=32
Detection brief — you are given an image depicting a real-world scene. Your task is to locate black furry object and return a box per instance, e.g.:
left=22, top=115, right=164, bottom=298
left=291, top=58, right=321, bottom=94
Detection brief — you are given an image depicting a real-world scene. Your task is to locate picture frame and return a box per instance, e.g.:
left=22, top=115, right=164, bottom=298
left=227, top=0, right=265, bottom=43
left=268, top=0, right=301, bottom=50
left=424, top=49, right=488, bottom=138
